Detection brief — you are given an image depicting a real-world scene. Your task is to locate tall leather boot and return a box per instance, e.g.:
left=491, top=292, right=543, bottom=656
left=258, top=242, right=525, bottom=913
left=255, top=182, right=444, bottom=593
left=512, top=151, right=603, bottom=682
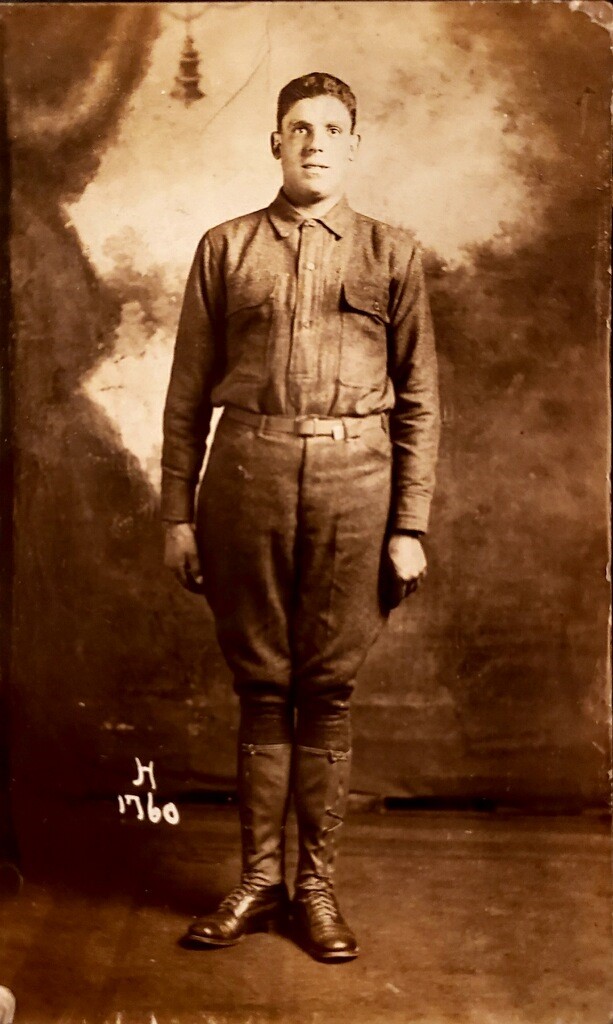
left=185, top=742, right=292, bottom=947
left=292, top=745, right=358, bottom=962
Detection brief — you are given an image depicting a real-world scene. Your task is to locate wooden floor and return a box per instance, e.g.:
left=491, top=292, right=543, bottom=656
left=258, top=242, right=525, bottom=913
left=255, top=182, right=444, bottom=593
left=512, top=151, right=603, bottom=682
left=0, top=803, right=611, bottom=1024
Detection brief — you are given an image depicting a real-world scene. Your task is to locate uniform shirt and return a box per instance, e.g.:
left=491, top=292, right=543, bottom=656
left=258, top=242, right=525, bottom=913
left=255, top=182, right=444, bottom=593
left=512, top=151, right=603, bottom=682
left=162, top=190, right=440, bottom=532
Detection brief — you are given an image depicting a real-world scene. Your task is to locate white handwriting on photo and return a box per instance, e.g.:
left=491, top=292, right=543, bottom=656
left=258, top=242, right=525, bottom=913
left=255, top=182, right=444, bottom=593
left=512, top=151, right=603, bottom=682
left=117, top=758, right=180, bottom=825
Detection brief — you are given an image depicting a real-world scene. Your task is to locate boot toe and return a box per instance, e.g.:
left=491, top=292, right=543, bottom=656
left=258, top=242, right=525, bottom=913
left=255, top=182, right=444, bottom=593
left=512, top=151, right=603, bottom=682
left=314, top=928, right=358, bottom=959
left=292, top=898, right=359, bottom=961
left=186, top=909, right=242, bottom=945
left=327, top=934, right=357, bottom=954
left=190, top=919, right=221, bottom=939
left=187, top=924, right=234, bottom=946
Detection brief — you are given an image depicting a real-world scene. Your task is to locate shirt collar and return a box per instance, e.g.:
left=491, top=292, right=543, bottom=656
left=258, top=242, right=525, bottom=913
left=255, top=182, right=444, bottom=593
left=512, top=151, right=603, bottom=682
left=267, top=189, right=351, bottom=239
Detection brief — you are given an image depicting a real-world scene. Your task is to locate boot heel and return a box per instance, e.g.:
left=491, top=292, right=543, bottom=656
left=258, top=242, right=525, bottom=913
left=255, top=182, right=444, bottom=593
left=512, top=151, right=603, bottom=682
left=257, top=904, right=289, bottom=934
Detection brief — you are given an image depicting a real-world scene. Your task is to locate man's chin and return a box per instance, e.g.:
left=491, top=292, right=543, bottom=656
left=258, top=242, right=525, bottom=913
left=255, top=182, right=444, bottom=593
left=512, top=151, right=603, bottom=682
left=292, top=182, right=333, bottom=204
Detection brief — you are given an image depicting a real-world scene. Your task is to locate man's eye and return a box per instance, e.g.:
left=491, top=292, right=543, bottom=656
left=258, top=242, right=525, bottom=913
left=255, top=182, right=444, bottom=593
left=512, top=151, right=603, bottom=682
left=293, top=126, right=308, bottom=134
left=328, top=126, right=341, bottom=135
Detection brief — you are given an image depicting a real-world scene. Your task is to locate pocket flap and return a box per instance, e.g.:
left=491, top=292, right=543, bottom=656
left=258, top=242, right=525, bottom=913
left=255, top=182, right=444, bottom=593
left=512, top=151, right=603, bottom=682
left=341, top=278, right=390, bottom=323
left=226, top=274, right=275, bottom=317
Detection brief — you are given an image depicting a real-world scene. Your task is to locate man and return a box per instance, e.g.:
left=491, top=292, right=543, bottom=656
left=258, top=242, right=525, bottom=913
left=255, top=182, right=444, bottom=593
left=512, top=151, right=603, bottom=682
left=162, top=72, right=439, bottom=962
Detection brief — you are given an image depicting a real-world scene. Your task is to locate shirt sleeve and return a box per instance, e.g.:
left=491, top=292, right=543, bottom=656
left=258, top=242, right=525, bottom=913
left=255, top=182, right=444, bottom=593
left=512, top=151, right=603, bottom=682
left=387, top=243, right=440, bottom=534
left=161, top=234, right=224, bottom=523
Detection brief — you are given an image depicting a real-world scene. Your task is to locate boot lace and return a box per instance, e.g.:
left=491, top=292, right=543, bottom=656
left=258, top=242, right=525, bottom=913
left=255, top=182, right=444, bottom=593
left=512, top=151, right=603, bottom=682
left=218, top=877, right=272, bottom=912
left=302, top=884, right=340, bottom=921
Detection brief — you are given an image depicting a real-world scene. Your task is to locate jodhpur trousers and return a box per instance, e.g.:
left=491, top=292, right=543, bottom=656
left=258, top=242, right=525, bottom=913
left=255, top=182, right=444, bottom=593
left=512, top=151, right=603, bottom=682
left=195, top=410, right=393, bottom=750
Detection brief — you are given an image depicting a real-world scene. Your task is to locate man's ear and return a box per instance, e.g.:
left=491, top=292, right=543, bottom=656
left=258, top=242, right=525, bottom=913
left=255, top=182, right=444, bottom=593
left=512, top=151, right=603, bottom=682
left=348, top=132, right=361, bottom=162
left=270, top=131, right=282, bottom=160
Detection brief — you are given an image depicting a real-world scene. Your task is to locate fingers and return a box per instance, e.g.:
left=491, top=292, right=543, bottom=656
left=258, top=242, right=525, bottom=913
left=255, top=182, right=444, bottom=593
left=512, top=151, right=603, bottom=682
left=187, top=550, right=204, bottom=589
left=164, top=525, right=204, bottom=592
left=172, top=554, right=204, bottom=592
left=395, top=565, right=428, bottom=600
left=386, top=536, right=427, bottom=585
left=401, top=577, right=419, bottom=598
left=399, top=563, right=427, bottom=585
left=165, top=549, right=198, bottom=591
left=172, top=560, right=189, bottom=589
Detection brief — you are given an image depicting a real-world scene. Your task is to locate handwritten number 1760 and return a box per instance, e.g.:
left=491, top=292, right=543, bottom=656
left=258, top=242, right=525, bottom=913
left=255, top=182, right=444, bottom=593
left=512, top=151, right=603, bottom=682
left=117, top=758, right=180, bottom=825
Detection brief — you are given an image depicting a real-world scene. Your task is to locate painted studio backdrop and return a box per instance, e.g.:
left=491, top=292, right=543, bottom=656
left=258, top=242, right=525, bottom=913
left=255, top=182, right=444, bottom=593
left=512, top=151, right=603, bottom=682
left=3, top=3, right=610, bottom=842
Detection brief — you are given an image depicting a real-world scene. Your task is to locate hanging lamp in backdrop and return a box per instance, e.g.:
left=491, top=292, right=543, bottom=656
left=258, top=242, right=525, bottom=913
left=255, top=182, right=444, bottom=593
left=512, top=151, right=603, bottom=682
left=168, top=4, right=206, bottom=106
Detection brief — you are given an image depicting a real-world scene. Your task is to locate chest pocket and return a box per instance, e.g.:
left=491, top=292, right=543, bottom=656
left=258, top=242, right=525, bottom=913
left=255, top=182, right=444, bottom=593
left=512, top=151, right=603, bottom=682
left=338, top=277, right=390, bottom=388
left=225, top=274, right=276, bottom=381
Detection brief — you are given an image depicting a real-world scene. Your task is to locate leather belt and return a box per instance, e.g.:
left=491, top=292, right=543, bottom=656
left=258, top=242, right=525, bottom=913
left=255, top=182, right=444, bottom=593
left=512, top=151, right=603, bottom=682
left=223, top=407, right=387, bottom=440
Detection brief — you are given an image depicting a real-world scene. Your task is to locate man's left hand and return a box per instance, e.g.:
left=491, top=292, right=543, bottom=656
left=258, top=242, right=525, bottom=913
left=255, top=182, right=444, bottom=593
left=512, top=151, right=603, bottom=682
left=387, top=534, right=427, bottom=597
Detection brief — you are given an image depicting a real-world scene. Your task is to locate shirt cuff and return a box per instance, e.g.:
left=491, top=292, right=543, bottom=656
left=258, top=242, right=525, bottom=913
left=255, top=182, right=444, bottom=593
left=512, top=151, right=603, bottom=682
left=391, top=503, right=431, bottom=534
left=161, top=472, right=196, bottom=524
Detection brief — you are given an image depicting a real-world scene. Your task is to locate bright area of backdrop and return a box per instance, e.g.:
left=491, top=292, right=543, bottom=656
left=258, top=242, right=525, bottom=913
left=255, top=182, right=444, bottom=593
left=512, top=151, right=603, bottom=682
left=70, top=1, right=553, bottom=488
left=70, top=1, right=550, bottom=273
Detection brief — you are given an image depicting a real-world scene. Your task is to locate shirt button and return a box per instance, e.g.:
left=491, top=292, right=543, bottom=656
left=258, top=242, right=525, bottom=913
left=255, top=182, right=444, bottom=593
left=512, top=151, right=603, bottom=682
left=301, top=320, right=311, bottom=329
left=303, top=220, right=316, bottom=228
left=373, top=300, right=381, bottom=311
left=305, top=261, right=315, bottom=271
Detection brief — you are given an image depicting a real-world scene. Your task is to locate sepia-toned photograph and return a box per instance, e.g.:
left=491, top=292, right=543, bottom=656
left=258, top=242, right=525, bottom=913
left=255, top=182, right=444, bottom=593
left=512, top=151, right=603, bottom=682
left=0, top=2, right=611, bottom=1022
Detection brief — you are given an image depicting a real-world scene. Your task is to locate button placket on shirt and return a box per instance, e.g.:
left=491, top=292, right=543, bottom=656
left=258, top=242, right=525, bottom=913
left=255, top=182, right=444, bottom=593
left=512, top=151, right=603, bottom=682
left=290, top=221, right=321, bottom=376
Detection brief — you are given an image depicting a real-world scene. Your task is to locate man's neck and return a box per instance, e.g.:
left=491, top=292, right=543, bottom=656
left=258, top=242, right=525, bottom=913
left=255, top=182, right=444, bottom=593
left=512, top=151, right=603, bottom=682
left=282, top=189, right=344, bottom=221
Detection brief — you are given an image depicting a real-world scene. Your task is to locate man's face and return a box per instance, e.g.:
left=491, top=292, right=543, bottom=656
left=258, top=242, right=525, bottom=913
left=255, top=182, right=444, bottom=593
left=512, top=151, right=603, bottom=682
left=271, top=94, right=359, bottom=206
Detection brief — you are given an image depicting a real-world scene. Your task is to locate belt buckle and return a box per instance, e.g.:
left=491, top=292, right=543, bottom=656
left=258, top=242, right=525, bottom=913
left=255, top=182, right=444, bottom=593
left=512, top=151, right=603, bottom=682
left=295, top=416, right=345, bottom=439
left=295, top=416, right=316, bottom=437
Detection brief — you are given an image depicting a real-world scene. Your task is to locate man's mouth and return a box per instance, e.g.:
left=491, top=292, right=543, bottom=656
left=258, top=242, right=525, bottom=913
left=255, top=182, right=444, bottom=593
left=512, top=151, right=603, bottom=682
left=302, top=163, right=329, bottom=169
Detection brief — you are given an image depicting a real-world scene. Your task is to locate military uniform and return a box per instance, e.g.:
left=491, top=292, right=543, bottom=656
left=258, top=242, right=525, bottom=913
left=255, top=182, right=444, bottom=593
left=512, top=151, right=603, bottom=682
left=162, top=189, right=439, bottom=959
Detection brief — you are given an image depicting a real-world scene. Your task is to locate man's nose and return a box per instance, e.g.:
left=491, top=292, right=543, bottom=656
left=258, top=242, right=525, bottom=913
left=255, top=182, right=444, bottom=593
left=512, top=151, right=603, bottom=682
left=304, top=128, right=325, bottom=151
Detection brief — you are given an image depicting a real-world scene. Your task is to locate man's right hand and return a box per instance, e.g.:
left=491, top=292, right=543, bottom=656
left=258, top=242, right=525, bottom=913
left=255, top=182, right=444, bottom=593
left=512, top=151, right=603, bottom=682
left=164, top=522, right=204, bottom=592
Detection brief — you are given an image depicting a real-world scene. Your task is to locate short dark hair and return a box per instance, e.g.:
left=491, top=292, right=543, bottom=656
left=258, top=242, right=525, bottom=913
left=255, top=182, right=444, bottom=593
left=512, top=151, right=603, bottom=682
left=277, top=72, right=357, bottom=132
